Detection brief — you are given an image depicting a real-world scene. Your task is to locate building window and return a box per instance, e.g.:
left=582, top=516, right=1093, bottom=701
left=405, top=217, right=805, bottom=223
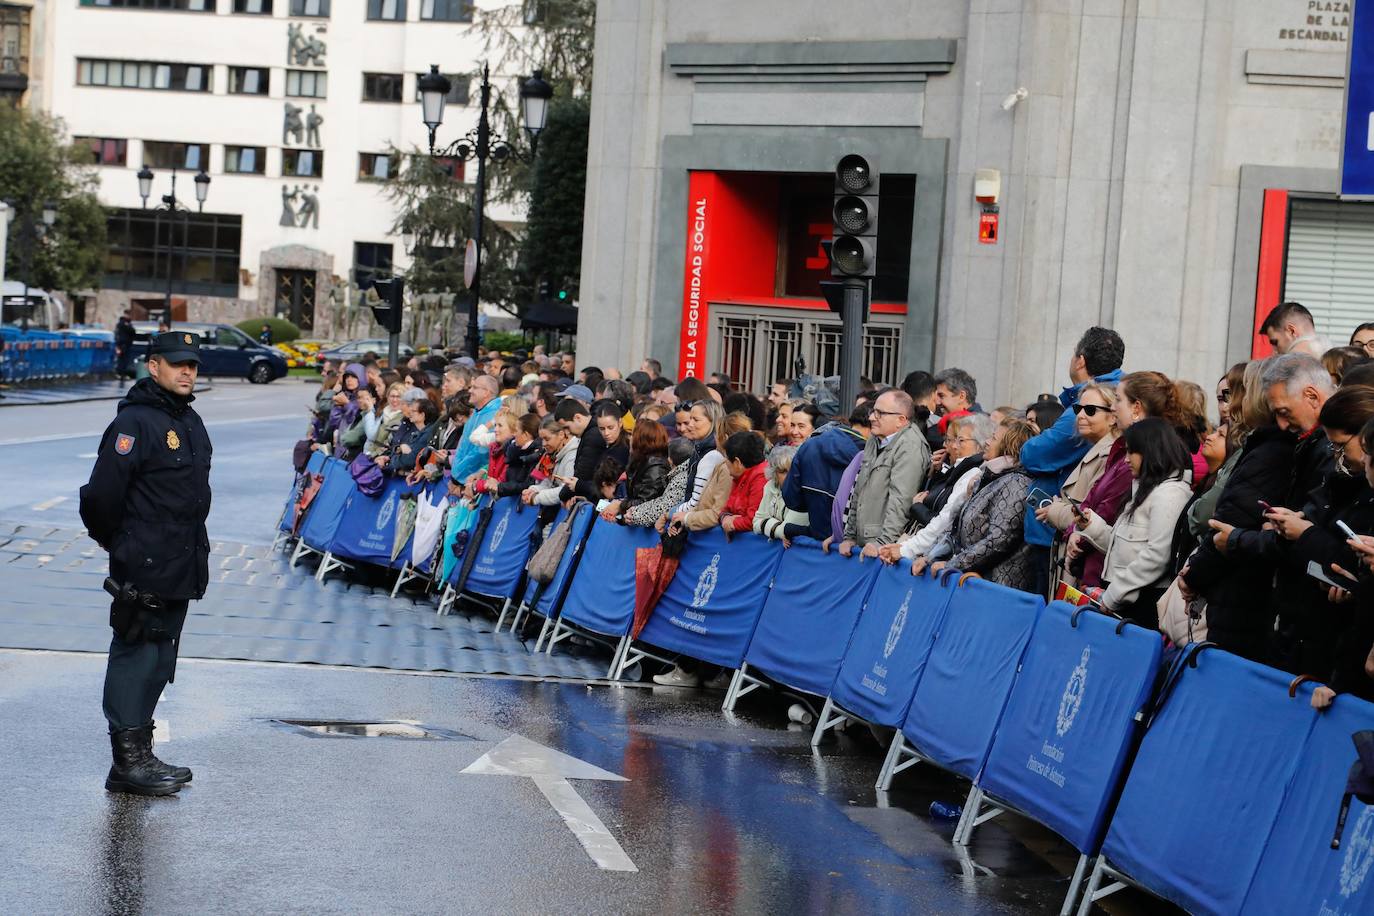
left=283, top=148, right=323, bottom=177
left=74, top=136, right=128, bottom=167
left=711, top=306, right=905, bottom=393
left=431, top=155, right=466, bottom=182
left=104, top=208, right=242, bottom=298
left=80, top=0, right=216, bottom=11
left=358, top=153, right=393, bottom=181
left=0, top=6, right=31, bottom=86
left=420, top=0, right=469, bottom=20
left=77, top=59, right=211, bottom=92
left=353, top=242, right=393, bottom=289
left=289, top=0, right=329, bottom=16
left=228, top=66, right=269, bottom=95
left=232, top=0, right=272, bottom=12
left=285, top=69, right=327, bottom=98
left=366, top=0, right=406, bottom=21
left=362, top=72, right=404, bottom=102
left=142, top=141, right=209, bottom=171
left=415, top=72, right=468, bottom=106
left=225, top=145, right=266, bottom=174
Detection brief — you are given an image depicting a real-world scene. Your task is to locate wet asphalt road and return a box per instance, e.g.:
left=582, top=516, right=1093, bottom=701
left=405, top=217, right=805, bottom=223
left=4, top=650, right=1078, bottom=916
left=0, top=383, right=1177, bottom=914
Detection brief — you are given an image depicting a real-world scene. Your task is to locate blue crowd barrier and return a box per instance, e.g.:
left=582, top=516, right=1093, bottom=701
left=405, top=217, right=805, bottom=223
left=816, top=563, right=955, bottom=741
left=959, top=602, right=1163, bottom=915
left=1241, top=693, right=1374, bottom=915
left=463, top=496, right=543, bottom=612
left=511, top=503, right=597, bottom=646
left=550, top=520, right=660, bottom=653
left=1082, top=647, right=1317, bottom=916
left=620, top=529, right=784, bottom=679
left=293, top=459, right=355, bottom=566
left=728, top=539, right=881, bottom=709
left=325, top=476, right=421, bottom=575
left=879, top=576, right=1043, bottom=789
left=0, top=330, right=113, bottom=382
left=276, top=451, right=328, bottom=539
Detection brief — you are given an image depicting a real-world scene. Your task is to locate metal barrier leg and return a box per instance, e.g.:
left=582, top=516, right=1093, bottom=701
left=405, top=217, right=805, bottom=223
left=810, top=696, right=854, bottom=747
left=534, top=613, right=556, bottom=653
left=1060, top=854, right=1091, bottom=916
left=494, top=597, right=514, bottom=631
left=875, top=732, right=923, bottom=791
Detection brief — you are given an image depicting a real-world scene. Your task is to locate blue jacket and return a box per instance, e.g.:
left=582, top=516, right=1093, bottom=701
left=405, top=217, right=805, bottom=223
left=781, top=422, right=865, bottom=540
left=449, top=397, right=502, bottom=483
left=1019, top=368, right=1123, bottom=547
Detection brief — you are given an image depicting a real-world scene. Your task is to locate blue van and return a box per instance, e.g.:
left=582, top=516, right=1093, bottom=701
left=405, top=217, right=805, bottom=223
left=130, top=322, right=289, bottom=383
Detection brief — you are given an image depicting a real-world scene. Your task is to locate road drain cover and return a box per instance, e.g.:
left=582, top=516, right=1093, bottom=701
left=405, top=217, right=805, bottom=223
left=268, top=719, right=472, bottom=741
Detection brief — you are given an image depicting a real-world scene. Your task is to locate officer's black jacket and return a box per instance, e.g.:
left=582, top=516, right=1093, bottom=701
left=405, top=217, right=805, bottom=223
left=80, top=378, right=212, bottom=600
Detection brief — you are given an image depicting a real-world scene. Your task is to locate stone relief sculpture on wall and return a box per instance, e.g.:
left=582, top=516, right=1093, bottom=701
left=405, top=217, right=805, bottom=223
left=283, top=102, right=304, bottom=145
left=287, top=23, right=327, bottom=67
left=280, top=185, right=321, bottom=230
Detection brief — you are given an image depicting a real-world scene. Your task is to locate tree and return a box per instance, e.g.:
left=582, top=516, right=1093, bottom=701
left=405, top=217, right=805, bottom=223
left=0, top=106, right=106, bottom=295
left=520, top=96, right=589, bottom=300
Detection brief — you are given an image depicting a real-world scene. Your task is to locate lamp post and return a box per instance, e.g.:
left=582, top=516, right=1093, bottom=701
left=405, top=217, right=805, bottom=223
left=417, top=63, right=552, bottom=358
left=137, top=162, right=210, bottom=327
left=2, top=199, right=58, bottom=333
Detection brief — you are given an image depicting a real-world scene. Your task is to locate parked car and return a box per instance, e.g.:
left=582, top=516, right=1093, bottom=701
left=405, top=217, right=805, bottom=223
left=315, top=338, right=414, bottom=367
left=130, top=322, right=289, bottom=383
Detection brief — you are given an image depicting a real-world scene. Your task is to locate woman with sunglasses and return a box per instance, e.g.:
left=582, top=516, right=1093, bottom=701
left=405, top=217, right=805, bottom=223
left=1035, top=383, right=1119, bottom=541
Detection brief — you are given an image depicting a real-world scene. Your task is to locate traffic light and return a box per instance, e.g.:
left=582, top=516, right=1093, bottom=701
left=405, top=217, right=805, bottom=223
left=830, top=153, right=879, bottom=279
left=367, top=277, right=405, bottom=334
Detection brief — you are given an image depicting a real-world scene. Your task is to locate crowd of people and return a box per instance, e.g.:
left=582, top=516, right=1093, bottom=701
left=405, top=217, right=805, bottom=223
left=296, top=300, right=1374, bottom=703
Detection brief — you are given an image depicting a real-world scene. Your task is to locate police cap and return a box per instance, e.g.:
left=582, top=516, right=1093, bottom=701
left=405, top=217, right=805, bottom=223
left=149, top=331, right=201, bottom=365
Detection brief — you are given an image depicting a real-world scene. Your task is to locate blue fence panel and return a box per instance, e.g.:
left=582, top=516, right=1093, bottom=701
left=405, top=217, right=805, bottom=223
left=464, top=496, right=543, bottom=599
left=298, top=459, right=355, bottom=550
left=1100, top=649, right=1316, bottom=916
left=528, top=504, right=598, bottom=616
left=829, top=565, right=954, bottom=728
left=328, top=476, right=420, bottom=566
left=558, top=520, right=660, bottom=638
left=976, top=603, right=1163, bottom=855
left=742, top=539, right=881, bottom=696
left=1241, top=694, right=1374, bottom=915
left=636, top=529, right=783, bottom=669
left=899, top=578, right=1042, bottom=781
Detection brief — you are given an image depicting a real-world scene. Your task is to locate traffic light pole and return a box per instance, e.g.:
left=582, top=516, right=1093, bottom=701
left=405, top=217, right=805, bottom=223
left=838, top=278, right=868, bottom=411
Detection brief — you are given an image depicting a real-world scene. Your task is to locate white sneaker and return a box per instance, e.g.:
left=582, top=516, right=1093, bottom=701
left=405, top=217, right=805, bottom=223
left=704, top=670, right=733, bottom=690
left=652, top=665, right=702, bottom=688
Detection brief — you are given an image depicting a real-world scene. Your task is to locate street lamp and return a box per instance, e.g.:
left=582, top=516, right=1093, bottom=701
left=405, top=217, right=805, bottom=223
left=136, top=162, right=211, bottom=326
left=418, top=63, right=552, bottom=357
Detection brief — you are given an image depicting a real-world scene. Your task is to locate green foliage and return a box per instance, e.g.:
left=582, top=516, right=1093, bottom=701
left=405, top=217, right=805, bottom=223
left=521, top=97, right=589, bottom=300
left=381, top=149, right=523, bottom=314
left=237, top=316, right=300, bottom=343
left=0, top=107, right=107, bottom=295
left=482, top=330, right=530, bottom=353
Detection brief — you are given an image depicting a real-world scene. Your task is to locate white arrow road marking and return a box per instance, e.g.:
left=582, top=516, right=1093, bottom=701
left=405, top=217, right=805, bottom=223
left=462, top=735, right=637, bottom=872
left=31, top=497, right=68, bottom=511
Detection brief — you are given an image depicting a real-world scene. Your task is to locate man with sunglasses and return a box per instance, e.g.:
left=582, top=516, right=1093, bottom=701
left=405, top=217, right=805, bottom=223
left=1018, top=327, right=1126, bottom=598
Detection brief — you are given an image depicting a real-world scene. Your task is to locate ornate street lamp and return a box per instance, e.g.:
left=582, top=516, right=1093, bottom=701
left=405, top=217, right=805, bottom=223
left=418, top=62, right=553, bottom=357
left=136, top=161, right=211, bottom=325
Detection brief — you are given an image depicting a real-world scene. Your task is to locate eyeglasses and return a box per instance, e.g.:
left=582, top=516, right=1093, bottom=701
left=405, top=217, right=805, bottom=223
left=1071, top=403, right=1108, bottom=417
left=1217, top=388, right=1231, bottom=403
left=1356, top=339, right=1374, bottom=354
left=870, top=408, right=905, bottom=419
left=944, top=435, right=978, bottom=447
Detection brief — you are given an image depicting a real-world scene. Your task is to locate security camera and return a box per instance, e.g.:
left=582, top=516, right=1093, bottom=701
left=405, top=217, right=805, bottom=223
left=1001, top=87, right=1029, bottom=111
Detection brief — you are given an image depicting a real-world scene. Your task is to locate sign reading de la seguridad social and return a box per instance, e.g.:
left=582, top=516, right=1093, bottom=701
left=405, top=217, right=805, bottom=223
left=1343, top=0, right=1374, bottom=197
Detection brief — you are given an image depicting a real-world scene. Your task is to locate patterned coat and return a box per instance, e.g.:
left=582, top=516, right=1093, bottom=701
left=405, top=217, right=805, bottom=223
left=944, top=464, right=1035, bottom=591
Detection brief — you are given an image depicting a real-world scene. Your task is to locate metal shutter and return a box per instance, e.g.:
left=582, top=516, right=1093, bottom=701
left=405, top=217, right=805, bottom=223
left=1284, top=199, right=1374, bottom=346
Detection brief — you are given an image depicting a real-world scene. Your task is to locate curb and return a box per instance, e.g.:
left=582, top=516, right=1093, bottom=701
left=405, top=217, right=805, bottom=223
left=0, top=380, right=214, bottom=407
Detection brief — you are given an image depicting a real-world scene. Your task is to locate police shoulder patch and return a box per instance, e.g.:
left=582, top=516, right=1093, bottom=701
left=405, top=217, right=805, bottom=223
left=115, top=434, right=136, bottom=455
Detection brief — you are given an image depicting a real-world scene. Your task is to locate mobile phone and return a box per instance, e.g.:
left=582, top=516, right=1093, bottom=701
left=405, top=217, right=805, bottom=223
left=1068, top=497, right=1085, bottom=517
left=1337, top=520, right=1359, bottom=541
left=1027, top=487, right=1054, bottom=508
left=1257, top=499, right=1273, bottom=513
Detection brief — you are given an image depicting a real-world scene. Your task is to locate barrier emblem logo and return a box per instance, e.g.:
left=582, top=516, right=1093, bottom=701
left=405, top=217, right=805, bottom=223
left=692, top=554, right=720, bottom=609
left=884, top=589, right=911, bottom=659
left=376, top=492, right=396, bottom=531
left=489, top=511, right=510, bottom=553
left=1341, top=806, right=1374, bottom=897
left=1056, top=647, right=1091, bottom=738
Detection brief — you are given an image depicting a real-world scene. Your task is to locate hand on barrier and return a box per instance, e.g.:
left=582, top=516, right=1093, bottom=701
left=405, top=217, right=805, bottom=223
left=910, top=555, right=930, bottom=577
left=837, top=539, right=856, bottom=558
left=877, top=543, right=903, bottom=565
left=1311, top=685, right=1336, bottom=709
left=928, top=559, right=947, bottom=578
left=820, top=536, right=833, bottom=554
left=859, top=542, right=880, bottom=560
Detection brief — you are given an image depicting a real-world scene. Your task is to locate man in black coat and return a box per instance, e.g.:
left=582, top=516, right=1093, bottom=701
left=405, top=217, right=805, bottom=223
left=80, top=331, right=212, bottom=797
left=114, top=312, right=136, bottom=379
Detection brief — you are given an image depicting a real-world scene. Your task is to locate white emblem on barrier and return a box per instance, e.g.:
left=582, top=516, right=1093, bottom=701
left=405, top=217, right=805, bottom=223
left=489, top=512, right=510, bottom=552
left=884, top=589, right=911, bottom=660
left=692, top=554, right=720, bottom=609
left=1056, top=647, right=1090, bottom=738
left=1341, top=806, right=1374, bottom=897
left=376, top=493, right=396, bottom=531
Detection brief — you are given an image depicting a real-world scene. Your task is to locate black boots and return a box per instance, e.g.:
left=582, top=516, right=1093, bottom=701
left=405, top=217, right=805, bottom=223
left=139, top=724, right=192, bottom=785
left=105, top=726, right=189, bottom=797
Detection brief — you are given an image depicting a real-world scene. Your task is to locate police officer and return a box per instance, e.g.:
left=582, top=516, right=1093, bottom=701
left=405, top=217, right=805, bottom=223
left=80, top=331, right=212, bottom=797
